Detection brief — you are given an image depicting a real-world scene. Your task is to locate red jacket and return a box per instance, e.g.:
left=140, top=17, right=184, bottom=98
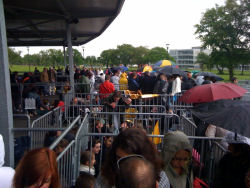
left=99, top=80, right=115, bottom=99
left=57, top=101, right=65, bottom=112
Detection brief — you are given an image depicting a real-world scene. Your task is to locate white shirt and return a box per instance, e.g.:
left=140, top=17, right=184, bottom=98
left=171, top=77, right=181, bottom=96
left=0, top=135, right=15, bottom=188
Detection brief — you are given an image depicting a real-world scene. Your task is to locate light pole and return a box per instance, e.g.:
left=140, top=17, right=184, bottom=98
left=82, top=46, right=85, bottom=66
left=27, top=46, right=30, bottom=71
left=166, top=44, right=170, bottom=52
left=82, top=46, right=85, bottom=58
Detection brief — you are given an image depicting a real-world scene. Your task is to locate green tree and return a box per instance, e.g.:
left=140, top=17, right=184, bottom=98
left=65, top=48, right=83, bottom=66
left=116, top=44, right=135, bottom=66
left=47, top=49, right=64, bottom=67
left=195, top=0, right=249, bottom=80
left=196, top=52, right=212, bottom=71
left=72, top=49, right=83, bottom=65
left=84, top=56, right=97, bottom=66
left=144, top=47, right=174, bottom=64
left=8, top=48, right=22, bottom=65
left=39, top=50, right=50, bottom=66
left=132, top=46, right=149, bottom=65
left=99, top=49, right=118, bottom=67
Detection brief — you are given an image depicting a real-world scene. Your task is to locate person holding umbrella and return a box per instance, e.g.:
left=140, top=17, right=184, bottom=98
left=182, top=72, right=196, bottom=90
left=231, top=77, right=238, bottom=85
left=202, top=76, right=212, bottom=85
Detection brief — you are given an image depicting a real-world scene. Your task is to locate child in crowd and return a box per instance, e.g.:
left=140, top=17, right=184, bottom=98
left=80, top=151, right=96, bottom=176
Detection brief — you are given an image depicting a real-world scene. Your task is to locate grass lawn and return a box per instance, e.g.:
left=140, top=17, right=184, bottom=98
left=189, top=69, right=250, bottom=82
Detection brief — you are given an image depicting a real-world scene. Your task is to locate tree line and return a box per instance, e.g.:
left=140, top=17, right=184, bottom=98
left=8, top=44, right=174, bottom=68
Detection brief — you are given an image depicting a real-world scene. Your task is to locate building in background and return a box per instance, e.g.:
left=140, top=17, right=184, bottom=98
left=169, top=47, right=211, bottom=69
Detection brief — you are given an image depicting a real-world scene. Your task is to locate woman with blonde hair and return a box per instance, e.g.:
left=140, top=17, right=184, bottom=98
left=13, top=148, right=60, bottom=188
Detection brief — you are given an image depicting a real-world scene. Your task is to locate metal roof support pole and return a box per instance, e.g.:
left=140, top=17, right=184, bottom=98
left=67, top=24, right=74, bottom=93
left=0, top=0, right=14, bottom=167
left=63, top=45, right=67, bottom=68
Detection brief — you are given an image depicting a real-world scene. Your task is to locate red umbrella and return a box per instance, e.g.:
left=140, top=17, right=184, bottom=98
left=179, top=82, right=247, bottom=104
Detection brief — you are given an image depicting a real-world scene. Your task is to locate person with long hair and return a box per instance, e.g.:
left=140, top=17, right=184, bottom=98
left=13, top=148, right=60, bottom=188
left=94, top=128, right=170, bottom=188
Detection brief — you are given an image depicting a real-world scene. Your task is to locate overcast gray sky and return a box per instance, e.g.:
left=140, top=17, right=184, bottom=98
left=15, top=0, right=225, bottom=57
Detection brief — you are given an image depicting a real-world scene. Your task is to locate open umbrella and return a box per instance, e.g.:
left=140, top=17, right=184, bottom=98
left=191, top=99, right=250, bottom=137
left=180, top=82, right=247, bottom=104
left=196, top=72, right=223, bottom=81
left=158, top=66, right=185, bottom=76
left=119, top=66, right=128, bottom=72
left=153, top=60, right=176, bottom=68
left=143, top=65, right=153, bottom=72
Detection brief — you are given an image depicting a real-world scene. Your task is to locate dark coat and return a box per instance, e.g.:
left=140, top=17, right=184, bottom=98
left=214, top=152, right=250, bottom=188
left=140, top=75, right=156, bottom=94
left=128, top=78, right=140, bottom=91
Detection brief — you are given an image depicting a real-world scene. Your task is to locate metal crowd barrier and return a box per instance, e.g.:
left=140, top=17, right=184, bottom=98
left=65, top=91, right=192, bottom=114
left=49, top=115, right=89, bottom=188
left=238, top=80, right=250, bottom=101
left=30, top=107, right=62, bottom=149
left=242, top=92, right=250, bottom=101
left=11, top=81, right=72, bottom=111
left=13, top=114, right=31, bottom=128
left=88, top=111, right=180, bottom=135
left=180, top=115, right=197, bottom=136
left=64, top=102, right=167, bottom=120
left=11, top=127, right=65, bottom=167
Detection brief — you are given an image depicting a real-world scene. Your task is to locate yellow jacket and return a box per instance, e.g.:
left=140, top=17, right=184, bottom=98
left=119, top=72, right=128, bottom=90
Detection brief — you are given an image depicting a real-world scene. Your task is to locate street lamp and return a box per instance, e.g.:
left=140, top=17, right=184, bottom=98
left=82, top=46, right=85, bottom=58
left=166, top=44, right=170, bottom=52
left=27, top=46, right=30, bottom=71
left=81, top=46, right=85, bottom=66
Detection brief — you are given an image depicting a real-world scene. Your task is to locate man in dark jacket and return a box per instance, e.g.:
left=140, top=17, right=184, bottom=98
left=182, top=72, right=196, bottom=90
left=128, top=72, right=140, bottom=91
left=139, top=71, right=156, bottom=94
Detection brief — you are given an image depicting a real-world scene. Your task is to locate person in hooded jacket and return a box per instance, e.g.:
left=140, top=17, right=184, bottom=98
left=0, top=134, right=15, bottom=188
left=119, top=72, right=128, bottom=90
left=162, top=131, right=193, bottom=188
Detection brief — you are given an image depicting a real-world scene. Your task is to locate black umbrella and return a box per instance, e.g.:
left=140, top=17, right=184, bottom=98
left=191, top=99, right=250, bottom=137
left=158, top=66, right=185, bottom=76
left=196, top=72, right=224, bottom=81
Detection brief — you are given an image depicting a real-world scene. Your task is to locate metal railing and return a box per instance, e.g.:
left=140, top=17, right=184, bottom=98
left=13, top=114, right=31, bottom=128
left=64, top=92, right=193, bottom=114
left=30, top=107, right=62, bottom=149
left=88, top=111, right=180, bottom=135
left=49, top=115, right=89, bottom=188
left=64, top=103, right=167, bottom=121
left=181, top=115, right=197, bottom=136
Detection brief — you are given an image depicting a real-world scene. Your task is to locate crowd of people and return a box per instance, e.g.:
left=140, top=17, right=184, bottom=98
left=5, top=64, right=249, bottom=188
left=1, top=127, right=249, bottom=188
